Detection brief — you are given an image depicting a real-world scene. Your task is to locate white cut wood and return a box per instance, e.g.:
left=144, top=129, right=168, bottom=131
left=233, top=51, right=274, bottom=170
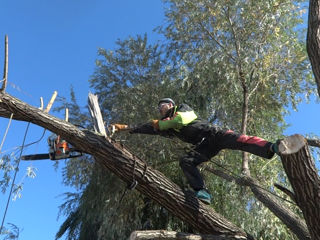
left=44, top=91, right=58, bottom=113
left=279, top=134, right=306, bottom=155
left=88, top=92, right=107, bottom=136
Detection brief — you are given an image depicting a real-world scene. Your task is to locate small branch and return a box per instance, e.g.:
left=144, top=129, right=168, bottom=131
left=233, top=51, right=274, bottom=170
left=274, top=183, right=296, bottom=203
left=44, top=91, right=58, bottom=113
left=88, top=92, right=107, bottom=137
left=198, top=21, right=236, bottom=63
left=205, top=166, right=247, bottom=186
left=1, top=35, right=8, bottom=92
left=39, top=97, right=44, bottom=110
left=65, top=108, right=69, bottom=122
left=306, top=138, right=320, bottom=148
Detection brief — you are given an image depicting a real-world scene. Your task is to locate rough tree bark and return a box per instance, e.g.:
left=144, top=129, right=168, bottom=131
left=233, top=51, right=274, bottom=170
left=0, top=92, right=251, bottom=239
left=129, top=230, right=242, bottom=240
left=307, top=0, right=320, bottom=97
left=278, top=135, right=320, bottom=240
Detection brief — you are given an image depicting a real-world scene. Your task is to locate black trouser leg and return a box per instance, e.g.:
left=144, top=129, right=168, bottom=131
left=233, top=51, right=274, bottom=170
left=179, top=151, right=209, bottom=191
left=216, top=130, right=274, bottom=159
left=179, top=128, right=274, bottom=191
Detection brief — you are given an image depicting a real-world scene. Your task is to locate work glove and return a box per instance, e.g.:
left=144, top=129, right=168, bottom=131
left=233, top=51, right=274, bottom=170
left=111, top=124, right=129, bottom=132
left=151, top=120, right=159, bottom=129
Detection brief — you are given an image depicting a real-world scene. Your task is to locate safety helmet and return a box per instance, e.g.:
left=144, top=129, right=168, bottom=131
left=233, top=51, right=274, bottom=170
left=158, top=98, right=175, bottom=106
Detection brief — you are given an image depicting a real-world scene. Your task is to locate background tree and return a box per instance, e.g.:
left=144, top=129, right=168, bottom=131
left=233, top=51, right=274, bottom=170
left=157, top=0, right=315, bottom=238
left=307, top=0, right=320, bottom=96
left=55, top=1, right=317, bottom=239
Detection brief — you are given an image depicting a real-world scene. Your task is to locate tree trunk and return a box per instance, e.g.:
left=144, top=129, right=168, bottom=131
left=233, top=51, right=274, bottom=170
left=307, top=0, right=320, bottom=97
left=130, top=230, right=246, bottom=240
left=278, top=134, right=320, bottom=240
left=0, top=92, right=251, bottom=239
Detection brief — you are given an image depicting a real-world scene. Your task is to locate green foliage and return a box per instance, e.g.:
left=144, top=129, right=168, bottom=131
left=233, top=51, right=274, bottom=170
left=0, top=223, right=21, bottom=240
left=0, top=154, right=14, bottom=193
left=160, top=0, right=314, bottom=128
left=0, top=151, right=37, bottom=200
left=156, top=2, right=315, bottom=236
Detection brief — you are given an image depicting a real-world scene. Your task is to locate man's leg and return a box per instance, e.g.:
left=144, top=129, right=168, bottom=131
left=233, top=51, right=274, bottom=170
left=216, top=130, right=275, bottom=159
left=179, top=151, right=208, bottom=191
left=179, top=150, right=212, bottom=204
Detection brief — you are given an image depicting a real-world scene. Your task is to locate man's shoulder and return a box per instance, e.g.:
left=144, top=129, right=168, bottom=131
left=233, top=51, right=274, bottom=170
left=177, top=103, right=194, bottom=112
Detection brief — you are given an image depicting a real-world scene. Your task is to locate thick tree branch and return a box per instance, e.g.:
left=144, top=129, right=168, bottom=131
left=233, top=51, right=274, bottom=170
left=306, top=138, right=320, bottom=148
left=307, top=0, right=320, bottom=97
left=0, top=92, right=251, bottom=239
left=278, top=135, right=320, bottom=240
left=205, top=166, right=310, bottom=240
left=274, top=183, right=296, bottom=203
left=130, top=230, right=246, bottom=240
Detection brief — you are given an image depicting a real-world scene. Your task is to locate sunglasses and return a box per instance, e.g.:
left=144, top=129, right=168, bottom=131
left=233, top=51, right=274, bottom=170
left=158, top=102, right=170, bottom=111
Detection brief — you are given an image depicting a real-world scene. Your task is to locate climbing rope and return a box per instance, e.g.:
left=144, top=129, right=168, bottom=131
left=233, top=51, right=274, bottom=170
left=0, top=122, right=31, bottom=233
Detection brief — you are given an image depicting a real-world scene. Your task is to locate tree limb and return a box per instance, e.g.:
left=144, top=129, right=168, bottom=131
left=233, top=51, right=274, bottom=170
left=0, top=35, right=8, bottom=92
left=278, top=134, right=320, bottom=240
left=130, top=230, right=247, bottom=240
left=0, top=92, right=251, bottom=239
left=274, top=183, right=296, bottom=203
left=306, top=138, right=320, bottom=148
left=307, top=0, right=320, bottom=97
left=205, top=166, right=310, bottom=240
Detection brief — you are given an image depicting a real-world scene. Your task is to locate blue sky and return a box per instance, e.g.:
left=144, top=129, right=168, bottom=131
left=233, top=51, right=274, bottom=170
left=0, top=1, right=319, bottom=240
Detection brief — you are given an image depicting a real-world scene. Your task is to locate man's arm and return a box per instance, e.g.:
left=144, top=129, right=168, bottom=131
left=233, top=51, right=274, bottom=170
left=129, top=122, right=159, bottom=135
left=111, top=122, right=174, bottom=138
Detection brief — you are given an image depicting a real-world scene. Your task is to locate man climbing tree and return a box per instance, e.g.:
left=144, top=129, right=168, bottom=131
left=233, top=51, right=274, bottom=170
left=111, top=98, right=280, bottom=204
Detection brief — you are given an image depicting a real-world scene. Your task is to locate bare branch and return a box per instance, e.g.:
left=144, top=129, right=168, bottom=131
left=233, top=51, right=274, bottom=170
left=306, top=138, right=320, bottom=148
left=274, top=183, right=296, bottom=203
left=197, top=21, right=236, bottom=63
left=205, top=166, right=310, bottom=240
left=1, top=35, right=8, bottom=92
left=44, top=91, right=58, bottom=113
left=88, top=92, right=107, bottom=137
left=39, top=97, right=44, bottom=110
left=65, top=108, right=69, bottom=122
